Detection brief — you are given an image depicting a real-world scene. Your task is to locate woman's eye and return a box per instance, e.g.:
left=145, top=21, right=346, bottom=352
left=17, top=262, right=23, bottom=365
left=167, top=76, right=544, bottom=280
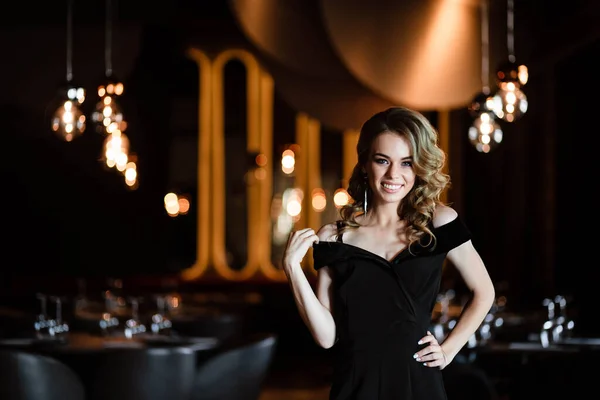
left=375, top=158, right=388, bottom=164
left=402, top=161, right=413, bottom=167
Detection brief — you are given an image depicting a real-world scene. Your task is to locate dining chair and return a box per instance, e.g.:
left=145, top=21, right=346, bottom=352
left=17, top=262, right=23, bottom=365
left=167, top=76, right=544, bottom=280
left=190, top=332, right=278, bottom=400
left=0, top=349, right=85, bottom=400
left=88, top=345, right=196, bottom=400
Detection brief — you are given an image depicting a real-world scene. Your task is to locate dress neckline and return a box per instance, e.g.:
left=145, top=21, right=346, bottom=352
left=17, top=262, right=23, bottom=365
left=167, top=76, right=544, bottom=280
left=332, top=220, right=409, bottom=263
left=314, top=241, right=409, bottom=264
left=322, top=216, right=462, bottom=264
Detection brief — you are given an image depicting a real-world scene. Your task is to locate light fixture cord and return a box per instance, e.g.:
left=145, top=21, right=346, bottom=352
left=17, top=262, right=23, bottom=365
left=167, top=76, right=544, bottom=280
left=66, top=0, right=73, bottom=82
left=507, top=0, right=515, bottom=62
left=105, top=0, right=113, bottom=77
left=481, top=0, right=490, bottom=92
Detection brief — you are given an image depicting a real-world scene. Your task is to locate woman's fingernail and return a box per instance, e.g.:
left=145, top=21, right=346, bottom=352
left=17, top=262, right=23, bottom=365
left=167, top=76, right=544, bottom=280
left=413, top=353, right=418, bottom=359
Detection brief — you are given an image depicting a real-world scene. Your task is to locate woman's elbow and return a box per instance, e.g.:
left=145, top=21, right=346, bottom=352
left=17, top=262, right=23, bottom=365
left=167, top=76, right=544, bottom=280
left=314, top=331, right=336, bottom=349
left=477, top=282, right=495, bottom=306
left=316, top=337, right=336, bottom=349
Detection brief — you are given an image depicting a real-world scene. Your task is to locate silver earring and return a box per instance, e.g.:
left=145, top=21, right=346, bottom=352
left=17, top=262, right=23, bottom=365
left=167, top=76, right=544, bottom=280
left=363, top=187, right=368, bottom=213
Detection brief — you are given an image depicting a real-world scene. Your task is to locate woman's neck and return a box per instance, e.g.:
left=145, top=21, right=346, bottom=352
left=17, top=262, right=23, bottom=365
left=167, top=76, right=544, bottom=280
left=362, top=203, right=402, bottom=227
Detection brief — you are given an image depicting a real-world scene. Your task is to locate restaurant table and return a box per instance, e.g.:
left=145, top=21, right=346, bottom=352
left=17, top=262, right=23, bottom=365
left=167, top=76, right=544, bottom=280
left=0, top=331, right=219, bottom=353
left=463, top=339, right=599, bottom=400
left=72, top=305, right=245, bottom=342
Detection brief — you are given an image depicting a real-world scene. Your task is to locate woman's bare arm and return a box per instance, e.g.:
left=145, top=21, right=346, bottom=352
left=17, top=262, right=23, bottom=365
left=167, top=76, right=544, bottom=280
left=434, top=206, right=495, bottom=364
left=283, top=224, right=337, bottom=348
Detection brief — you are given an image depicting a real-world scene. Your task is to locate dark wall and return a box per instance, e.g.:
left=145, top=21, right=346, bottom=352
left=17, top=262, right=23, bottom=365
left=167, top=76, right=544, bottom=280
left=0, top=2, right=598, bottom=329
left=446, top=34, right=599, bottom=336
left=0, top=23, right=187, bottom=278
left=554, top=39, right=600, bottom=334
left=0, top=1, right=242, bottom=281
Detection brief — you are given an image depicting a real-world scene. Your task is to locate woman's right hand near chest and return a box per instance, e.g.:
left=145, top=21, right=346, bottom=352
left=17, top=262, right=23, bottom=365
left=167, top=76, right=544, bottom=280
left=282, top=228, right=320, bottom=271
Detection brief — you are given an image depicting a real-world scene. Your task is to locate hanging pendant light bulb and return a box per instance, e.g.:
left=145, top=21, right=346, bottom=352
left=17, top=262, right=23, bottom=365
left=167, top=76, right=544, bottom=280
left=468, top=112, right=503, bottom=153
left=468, top=0, right=503, bottom=153
left=92, top=0, right=138, bottom=189
left=467, top=0, right=495, bottom=122
left=93, top=0, right=136, bottom=186
left=491, top=0, right=528, bottom=123
left=50, top=88, right=86, bottom=142
left=468, top=88, right=503, bottom=153
left=92, top=0, right=126, bottom=137
left=50, top=0, right=86, bottom=142
left=491, top=81, right=528, bottom=123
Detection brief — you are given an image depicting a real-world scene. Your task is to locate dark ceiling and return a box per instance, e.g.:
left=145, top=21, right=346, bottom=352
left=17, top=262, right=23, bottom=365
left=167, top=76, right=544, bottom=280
left=4, top=0, right=599, bottom=68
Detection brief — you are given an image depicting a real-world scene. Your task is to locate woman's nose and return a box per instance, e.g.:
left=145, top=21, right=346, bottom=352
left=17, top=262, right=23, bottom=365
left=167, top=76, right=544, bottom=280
left=386, top=164, right=401, bottom=179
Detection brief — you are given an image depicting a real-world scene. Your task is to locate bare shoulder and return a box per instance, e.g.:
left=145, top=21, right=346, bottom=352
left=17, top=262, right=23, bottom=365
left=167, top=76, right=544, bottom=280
left=432, top=204, right=458, bottom=228
left=316, top=223, right=339, bottom=242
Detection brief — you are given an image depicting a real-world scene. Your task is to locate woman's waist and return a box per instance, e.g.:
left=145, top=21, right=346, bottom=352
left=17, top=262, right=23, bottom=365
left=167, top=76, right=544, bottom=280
left=336, top=325, right=426, bottom=352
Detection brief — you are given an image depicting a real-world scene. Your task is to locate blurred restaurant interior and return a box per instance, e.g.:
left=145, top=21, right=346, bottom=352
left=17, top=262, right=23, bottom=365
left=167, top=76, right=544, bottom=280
left=1, top=0, right=599, bottom=399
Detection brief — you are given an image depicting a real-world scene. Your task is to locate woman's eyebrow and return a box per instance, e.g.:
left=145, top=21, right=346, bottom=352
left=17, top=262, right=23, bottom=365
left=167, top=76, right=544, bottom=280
left=373, top=152, right=412, bottom=161
left=373, top=152, right=389, bottom=158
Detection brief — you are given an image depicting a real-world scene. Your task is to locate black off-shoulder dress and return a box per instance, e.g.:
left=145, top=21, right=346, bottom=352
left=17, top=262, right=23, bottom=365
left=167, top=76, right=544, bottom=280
left=312, top=216, right=472, bottom=400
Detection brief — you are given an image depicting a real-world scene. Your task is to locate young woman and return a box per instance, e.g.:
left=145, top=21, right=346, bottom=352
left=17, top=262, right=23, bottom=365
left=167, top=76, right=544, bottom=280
left=282, top=106, right=495, bottom=399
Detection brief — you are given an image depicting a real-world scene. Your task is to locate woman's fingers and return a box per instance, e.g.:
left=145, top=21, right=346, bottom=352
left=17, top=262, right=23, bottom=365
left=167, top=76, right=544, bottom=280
left=287, top=228, right=311, bottom=244
left=282, top=229, right=319, bottom=267
left=291, top=228, right=319, bottom=244
left=417, top=331, right=436, bottom=345
left=288, top=228, right=312, bottom=241
left=298, top=228, right=317, bottom=238
left=414, top=331, right=446, bottom=368
left=413, top=344, right=444, bottom=367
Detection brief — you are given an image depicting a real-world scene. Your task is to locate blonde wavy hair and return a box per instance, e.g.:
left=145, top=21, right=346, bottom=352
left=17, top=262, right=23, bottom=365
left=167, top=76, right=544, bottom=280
left=339, top=107, right=450, bottom=252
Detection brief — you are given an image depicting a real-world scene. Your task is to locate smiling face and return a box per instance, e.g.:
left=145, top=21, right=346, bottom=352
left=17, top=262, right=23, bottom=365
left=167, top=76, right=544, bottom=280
left=365, top=131, right=416, bottom=207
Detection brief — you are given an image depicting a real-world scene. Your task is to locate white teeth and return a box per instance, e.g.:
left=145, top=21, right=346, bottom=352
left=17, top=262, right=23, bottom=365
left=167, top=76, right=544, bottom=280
left=382, top=183, right=401, bottom=190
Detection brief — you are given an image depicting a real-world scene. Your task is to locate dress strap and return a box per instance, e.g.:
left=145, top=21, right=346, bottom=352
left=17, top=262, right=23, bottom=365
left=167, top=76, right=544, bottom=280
left=335, top=220, right=344, bottom=243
